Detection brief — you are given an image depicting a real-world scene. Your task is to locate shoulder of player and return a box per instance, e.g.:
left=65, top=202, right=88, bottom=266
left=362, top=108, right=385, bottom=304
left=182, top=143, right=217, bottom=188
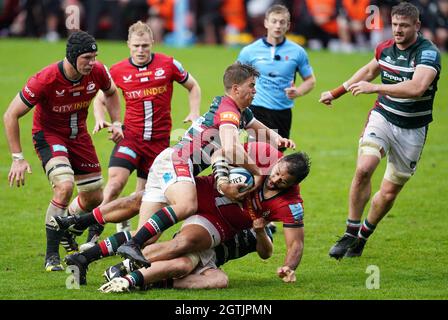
left=32, top=62, right=60, bottom=84
left=376, top=39, right=395, bottom=54
left=110, top=58, right=130, bottom=71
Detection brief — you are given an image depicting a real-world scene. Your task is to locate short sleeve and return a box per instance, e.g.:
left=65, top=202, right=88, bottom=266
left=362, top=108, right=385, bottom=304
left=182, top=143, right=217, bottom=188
left=19, top=74, right=45, bottom=108
left=172, top=58, right=189, bottom=83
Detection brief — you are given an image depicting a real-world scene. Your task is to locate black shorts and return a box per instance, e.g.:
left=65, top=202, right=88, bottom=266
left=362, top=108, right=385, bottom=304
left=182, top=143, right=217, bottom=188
left=249, top=105, right=292, bottom=139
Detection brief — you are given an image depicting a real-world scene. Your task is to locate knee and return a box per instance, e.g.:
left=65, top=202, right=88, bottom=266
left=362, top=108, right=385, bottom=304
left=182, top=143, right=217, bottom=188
left=106, top=178, right=127, bottom=195
left=379, top=189, right=398, bottom=203
left=172, top=256, right=195, bottom=277
left=80, top=189, right=103, bottom=210
left=53, top=181, right=74, bottom=203
left=354, top=165, right=374, bottom=182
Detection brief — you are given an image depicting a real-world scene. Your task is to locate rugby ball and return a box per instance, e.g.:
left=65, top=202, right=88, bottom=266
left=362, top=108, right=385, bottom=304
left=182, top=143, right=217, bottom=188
left=229, top=167, right=255, bottom=192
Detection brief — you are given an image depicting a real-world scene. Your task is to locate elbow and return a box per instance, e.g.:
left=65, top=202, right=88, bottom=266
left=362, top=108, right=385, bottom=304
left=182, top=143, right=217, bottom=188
left=258, top=250, right=273, bottom=260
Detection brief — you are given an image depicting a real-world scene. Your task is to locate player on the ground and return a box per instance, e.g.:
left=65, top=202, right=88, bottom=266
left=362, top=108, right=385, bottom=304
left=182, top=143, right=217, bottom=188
left=319, top=2, right=441, bottom=259
left=114, top=62, right=295, bottom=266
left=3, top=31, right=123, bottom=271
left=91, top=21, right=201, bottom=237
left=99, top=218, right=273, bottom=292
left=60, top=143, right=309, bottom=285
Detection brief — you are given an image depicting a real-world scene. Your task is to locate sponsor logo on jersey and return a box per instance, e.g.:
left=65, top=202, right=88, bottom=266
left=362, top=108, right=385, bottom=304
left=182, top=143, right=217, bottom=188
left=124, top=85, right=168, bottom=99
left=397, top=55, right=407, bottom=61
left=52, top=100, right=91, bottom=113
left=383, top=71, right=408, bottom=82
left=55, top=90, right=65, bottom=97
left=421, top=50, right=437, bottom=62
left=52, top=144, right=68, bottom=153
left=24, top=86, right=35, bottom=98
left=289, top=203, right=304, bottom=223
left=117, top=146, right=137, bottom=159
left=163, top=172, right=173, bottom=183
left=155, top=69, right=165, bottom=77
left=385, top=56, right=394, bottom=64
left=123, top=75, right=132, bottom=83
left=136, top=71, right=152, bottom=78
left=86, top=83, right=96, bottom=94
left=70, top=86, right=85, bottom=92
left=219, top=112, right=240, bottom=126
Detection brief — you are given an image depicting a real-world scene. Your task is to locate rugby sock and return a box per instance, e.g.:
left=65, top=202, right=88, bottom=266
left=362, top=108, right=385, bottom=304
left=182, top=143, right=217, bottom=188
left=345, top=219, right=361, bottom=237
left=133, top=206, right=178, bottom=247
left=124, top=270, right=144, bottom=288
left=45, top=200, right=67, bottom=259
left=358, top=219, right=377, bottom=241
left=81, top=231, right=132, bottom=263
left=68, top=195, right=87, bottom=215
left=73, top=207, right=105, bottom=231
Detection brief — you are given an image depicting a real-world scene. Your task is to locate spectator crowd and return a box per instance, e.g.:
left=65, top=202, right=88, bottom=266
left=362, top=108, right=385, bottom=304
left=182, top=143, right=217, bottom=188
left=1, top=0, right=448, bottom=52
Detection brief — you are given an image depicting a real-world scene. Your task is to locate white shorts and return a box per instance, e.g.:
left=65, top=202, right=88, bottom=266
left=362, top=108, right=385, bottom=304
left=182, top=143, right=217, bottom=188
left=360, top=111, right=427, bottom=183
left=142, top=148, right=195, bottom=203
left=181, top=215, right=222, bottom=249
left=189, top=249, right=218, bottom=275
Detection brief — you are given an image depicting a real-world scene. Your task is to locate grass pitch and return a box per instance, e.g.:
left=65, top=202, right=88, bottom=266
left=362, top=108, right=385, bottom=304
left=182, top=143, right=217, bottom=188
left=0, top=39, right=447, bottom=300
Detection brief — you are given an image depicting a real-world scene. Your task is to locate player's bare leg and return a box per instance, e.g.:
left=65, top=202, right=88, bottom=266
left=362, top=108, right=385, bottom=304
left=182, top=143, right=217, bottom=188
left=329, top=154, right=381, bottom=259
left=345, top=179, right=403, bottom=257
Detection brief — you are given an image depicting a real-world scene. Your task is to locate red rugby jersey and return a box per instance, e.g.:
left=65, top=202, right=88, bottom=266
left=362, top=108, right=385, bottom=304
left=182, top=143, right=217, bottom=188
left=110, top=53, right=189, bottom=141
left=20, top=61, right=111, bottom=139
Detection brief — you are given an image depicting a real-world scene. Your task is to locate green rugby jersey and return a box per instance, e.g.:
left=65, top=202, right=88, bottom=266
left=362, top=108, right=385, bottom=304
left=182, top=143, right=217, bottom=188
left=374, top=34, right=441, bottom=128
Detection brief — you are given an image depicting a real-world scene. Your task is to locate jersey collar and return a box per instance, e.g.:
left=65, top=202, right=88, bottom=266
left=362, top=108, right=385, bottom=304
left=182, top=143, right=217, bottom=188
left=262, top=37, right=286, bottom=47
left=58, top=61, right=83, bottom=84
left=129, top=53, right=154, bottom=69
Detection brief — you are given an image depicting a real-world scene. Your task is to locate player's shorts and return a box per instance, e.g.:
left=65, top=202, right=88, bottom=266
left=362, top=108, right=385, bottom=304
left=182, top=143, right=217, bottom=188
left=360, top=111, right=427, bottom=183
left=142, top=148, right=195, bottom=203
left=189, top=249, right=218, bottom=275
left=181, top=214, right=222, bottom=249
left=32, top=130, right=101, bottom=175
left=108, top=134, right=169, bottom=179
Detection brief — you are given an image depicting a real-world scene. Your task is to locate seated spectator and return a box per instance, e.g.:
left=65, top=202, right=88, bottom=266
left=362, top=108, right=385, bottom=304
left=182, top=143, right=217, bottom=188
left=435, top=0, right=448, bottom=51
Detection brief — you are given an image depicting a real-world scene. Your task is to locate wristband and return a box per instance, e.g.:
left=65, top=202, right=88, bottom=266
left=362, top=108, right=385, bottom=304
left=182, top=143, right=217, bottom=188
left=112, top=121, right=122, bottom=128
left=12, top=152, right=24, bottom=161
left=330, top=83, right=348, bottom=99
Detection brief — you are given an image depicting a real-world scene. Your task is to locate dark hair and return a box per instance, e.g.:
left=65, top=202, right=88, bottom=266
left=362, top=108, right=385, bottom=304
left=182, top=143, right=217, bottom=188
left=391, top=2, right=420, bottom=23
left=223, top=62, right=260, bottom=91
left=280, top=152, right=311, bottom=184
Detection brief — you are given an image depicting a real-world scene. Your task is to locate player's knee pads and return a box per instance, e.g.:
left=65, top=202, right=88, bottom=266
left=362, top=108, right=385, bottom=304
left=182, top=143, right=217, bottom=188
left=76, top=175, right=103, bottom=193
left=45, top=158, right=75, bottom=187
left=359, top=140, right=382, bottom=159
left=384, top=163, right=411, bottom=186
left=185, top=252, right=200, bottom=270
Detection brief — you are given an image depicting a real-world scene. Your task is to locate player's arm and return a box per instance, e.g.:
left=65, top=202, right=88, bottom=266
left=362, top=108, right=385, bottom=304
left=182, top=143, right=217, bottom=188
left=349, top=66, right=437, bottom=98
left=219, top=124, right=261, bottom=176
left=319, top=58, right=380, bottom=106
left=246, top=119, right=295, bottom=150
left=277, top=226, right=304, bottom=283
left=3, top=94, right=33, bottom=187
left=284, top=74, right=316, bottom=100
left=96, top=81, right=123, bottom=143
left=180, top=74, right=201, bottom=123
left=253, top=218, right=273, bottom=260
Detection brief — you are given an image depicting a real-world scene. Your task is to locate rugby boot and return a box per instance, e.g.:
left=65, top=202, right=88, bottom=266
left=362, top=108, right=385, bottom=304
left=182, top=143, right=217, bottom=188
left=329, top=233, right=358, bottom=260
left=65, top=253, right=88, bottom=285
left=50, top=214, right=84, bottom=236
left=45, top=254, right=64, bottom=272
left=345, top=238, right=367, bottom=258
left=116, top=240, right=151, bottom=268
left=60, top=231, right=79, bottom=255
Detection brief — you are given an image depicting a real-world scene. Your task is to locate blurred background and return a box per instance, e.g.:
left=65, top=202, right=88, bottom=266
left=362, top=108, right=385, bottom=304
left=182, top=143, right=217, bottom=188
left=1, top=0, right=448, bottom=52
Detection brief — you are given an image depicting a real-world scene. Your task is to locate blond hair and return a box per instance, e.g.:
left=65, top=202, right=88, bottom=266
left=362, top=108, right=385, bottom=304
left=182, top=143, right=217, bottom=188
left=128, top=21, right=154, bottom=41
left=265, top=4, right=290, bottom=22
